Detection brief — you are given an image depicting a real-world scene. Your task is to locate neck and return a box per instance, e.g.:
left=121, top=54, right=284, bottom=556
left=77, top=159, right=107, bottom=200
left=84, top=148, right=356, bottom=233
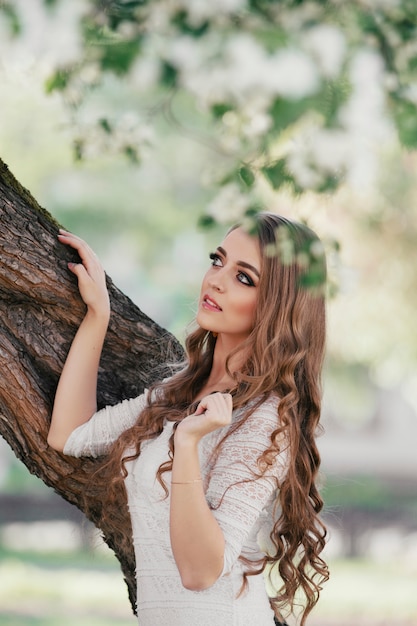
left=207, top=334, right=246, bottom=389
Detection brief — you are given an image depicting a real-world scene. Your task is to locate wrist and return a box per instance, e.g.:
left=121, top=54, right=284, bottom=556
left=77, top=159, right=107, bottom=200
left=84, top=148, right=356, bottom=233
left=171, top=477, right=202, bottom=484
left=85, top=304, right=111, bottom=323
left=174, top=426, right=200, bottom=449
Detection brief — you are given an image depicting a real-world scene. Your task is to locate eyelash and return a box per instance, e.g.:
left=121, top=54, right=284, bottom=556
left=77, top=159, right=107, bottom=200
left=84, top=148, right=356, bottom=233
left=209, top=253, right=255, bottom=287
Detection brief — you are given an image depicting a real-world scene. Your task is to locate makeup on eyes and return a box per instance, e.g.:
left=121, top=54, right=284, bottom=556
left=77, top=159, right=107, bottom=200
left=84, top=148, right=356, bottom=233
left=209, top=248, right=259, bottom=286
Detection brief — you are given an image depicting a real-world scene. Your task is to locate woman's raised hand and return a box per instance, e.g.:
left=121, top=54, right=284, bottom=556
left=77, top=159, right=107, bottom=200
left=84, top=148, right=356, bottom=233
left=48, top=230, right=111, bottom=451
left=175, top=392, right=233, bottom=443
left=58, top=230, right=110, bottom=317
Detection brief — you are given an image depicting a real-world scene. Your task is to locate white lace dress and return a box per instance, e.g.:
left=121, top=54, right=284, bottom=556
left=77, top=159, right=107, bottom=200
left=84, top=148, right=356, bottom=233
left=64, top=391, right=287, bottom=626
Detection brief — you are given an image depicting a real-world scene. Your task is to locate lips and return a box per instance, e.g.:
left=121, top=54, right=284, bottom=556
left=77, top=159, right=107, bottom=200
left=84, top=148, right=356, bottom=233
left=202, top=294, right=222, bottom=311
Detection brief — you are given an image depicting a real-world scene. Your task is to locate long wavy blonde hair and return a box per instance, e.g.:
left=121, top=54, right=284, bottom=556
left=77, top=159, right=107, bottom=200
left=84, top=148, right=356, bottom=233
left=93, top=212, right=329, bottom=625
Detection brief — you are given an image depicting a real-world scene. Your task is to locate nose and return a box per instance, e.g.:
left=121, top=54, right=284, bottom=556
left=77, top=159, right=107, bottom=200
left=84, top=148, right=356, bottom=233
left=208, top=274, right=224, bottom=293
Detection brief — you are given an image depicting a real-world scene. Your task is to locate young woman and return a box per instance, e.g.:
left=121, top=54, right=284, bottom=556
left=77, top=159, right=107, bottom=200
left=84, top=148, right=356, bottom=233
left=48, top=212, right=329, bottom=626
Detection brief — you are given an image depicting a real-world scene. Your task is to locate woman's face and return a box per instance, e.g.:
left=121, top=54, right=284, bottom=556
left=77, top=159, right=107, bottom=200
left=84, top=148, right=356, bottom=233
left=197, top=227, right=261, bottom=348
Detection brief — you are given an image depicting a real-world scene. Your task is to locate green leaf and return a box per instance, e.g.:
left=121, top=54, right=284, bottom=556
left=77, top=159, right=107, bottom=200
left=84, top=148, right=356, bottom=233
left=269, top=97, right=312, bottom=134
left=211, top=103, right=234, bottom=119
left=299, top=268, right=327, bottom=290
left=160, top=61, right=179, bottom=88
left=244, top=205, right=261, bottom=218
left=0, top=3, right=21, bottom=35
left=82, top=18, right=141, bottom=75
left=104, top=1, right=146, bottom=30
left=249, top=0, right=282, bottom=21
left=99, top=118, right=113, bottom=134
left=198, top=214, right=216, bottom=229
left=262, top=160, right=287, bottom=188
left=269, top=78, right=351, bottom=136
left=264, top=159, right=306, bottom=193
left=172, top=10, right=209, bottom=37
left=253, top=24, right=288, bottom=53
left=240, top=206, right=263, bottom=235
left=408, top=55, right=417, bottom=73
left=43, top=0, right=59, bottom=8
left=45, top=68, right=72, bottom=93
left=123, top=145, right=140, bottom=164
left=393, top=98, right=417, bottom=148
left=73, top=139, right=84, bottom=162
left=318, top=77, right=352, bottom=127
left=316, top=172, right=344, bottom=193
left=100, top=38, right=142, bottom=75
left=238, top=166, right=255, bottom=188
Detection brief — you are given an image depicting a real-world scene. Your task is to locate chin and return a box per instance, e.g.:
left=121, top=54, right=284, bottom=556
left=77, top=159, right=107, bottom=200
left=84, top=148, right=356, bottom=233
left=196, top=314, right=213, bottom=333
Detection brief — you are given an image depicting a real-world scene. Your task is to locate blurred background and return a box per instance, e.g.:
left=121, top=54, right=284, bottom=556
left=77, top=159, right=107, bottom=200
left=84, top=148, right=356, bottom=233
left=1, top=2, right=417, bottom=625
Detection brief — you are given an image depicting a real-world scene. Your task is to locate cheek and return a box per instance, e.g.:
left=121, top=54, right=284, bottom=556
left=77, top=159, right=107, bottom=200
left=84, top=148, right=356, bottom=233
left=234, top=294, right=257, bottom=323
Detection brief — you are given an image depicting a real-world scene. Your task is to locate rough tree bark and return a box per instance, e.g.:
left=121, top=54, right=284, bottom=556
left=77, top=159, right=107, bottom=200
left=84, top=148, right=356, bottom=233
left=0, top=158, right=184, bottom=613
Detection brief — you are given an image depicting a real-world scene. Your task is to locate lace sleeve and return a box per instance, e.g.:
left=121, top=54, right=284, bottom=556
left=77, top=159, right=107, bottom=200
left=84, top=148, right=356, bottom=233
left=63, top=391, right=149, bottom=458
left=204, top=396, right=288, bottom=575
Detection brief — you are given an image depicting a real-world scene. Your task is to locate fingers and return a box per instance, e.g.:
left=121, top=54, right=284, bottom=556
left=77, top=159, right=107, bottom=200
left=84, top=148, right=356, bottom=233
left=195, top=392, right=233, bottom=425
left=175, top=392, right=233, bottom=443
left=67, top=260, right=88, bottom=279
left=197, top=392, right=233, bottom=409
left=57, top=229, right=110, bottom=314
left=58, top=229, right=101, bottom=272
left=204, top=391, right=233, bottom=406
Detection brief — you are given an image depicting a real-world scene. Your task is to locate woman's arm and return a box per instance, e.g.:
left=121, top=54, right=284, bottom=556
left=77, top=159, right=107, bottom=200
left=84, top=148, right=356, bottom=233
left=169, top=392, right=232, bottom=590
left=47, top=230, right=110, bottom=452
left=171, top=395, right=285, bottom=590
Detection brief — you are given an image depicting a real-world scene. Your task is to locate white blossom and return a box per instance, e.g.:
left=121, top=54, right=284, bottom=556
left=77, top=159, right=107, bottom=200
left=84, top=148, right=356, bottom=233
left=0, top=13, right=12, bottom=57
left=170, top=33, right=320, bottom=112
left=311, top=128, right=353, bottom=172
left=242, top=112, right=272, bottom=138
left=222, top=36, right=319, bottom=100
left=219, top=34, right=275, bottom=97
left=342, top=50, right=387, bottom=136
left=130, top=55, right=161, bottom=91
left=285, top=120, right=353, bottom=189
left=268, top=48, right=319, bottom=99
left=9, top=0, right=84, bottom=70
left=400, top=39, right=417, bottom=70
left=304, top=24, right=346, bottom=78
left=339, top=49, right=393, bottom=188
left=175, top=0, right=248, bottom=26
left=287, top=150, right=322, bottom=189
left=78, top=63, right=101, bottom=87
left=351, top=52, right=385, bottom=112
left=144, top=2, right=174, bottom=32
left=167, top=35, right=204, bottom=74
left=72, top=108, right=154, bottom=161
left=404, top=84, right=417, bottom=105
left=358, top=0, right=400, bottom=8
left=206, top=183, right=251, bottom=224
left=117, top=112, right=154, bottom=142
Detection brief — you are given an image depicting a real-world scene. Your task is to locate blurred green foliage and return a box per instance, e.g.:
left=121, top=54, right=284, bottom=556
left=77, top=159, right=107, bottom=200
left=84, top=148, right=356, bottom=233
left=2, top=0, right=417, bottom=198
left=2, top=0, right=417, bottom=296
left=1, top=0, right=417, bottom=501
left=324, top=475, right=417, bottom=511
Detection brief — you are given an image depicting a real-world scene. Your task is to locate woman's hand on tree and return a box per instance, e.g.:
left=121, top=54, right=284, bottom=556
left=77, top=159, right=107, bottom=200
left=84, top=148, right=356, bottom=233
left=58, top=230, right=110, bottom=317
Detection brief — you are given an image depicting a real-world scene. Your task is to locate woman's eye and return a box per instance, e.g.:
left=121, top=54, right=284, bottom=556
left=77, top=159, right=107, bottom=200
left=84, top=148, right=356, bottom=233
left=209, top=252, right=222, bottom=267
left=209, top=253, right=255, bottom=286
left=237, top=271, right=254, bottom=287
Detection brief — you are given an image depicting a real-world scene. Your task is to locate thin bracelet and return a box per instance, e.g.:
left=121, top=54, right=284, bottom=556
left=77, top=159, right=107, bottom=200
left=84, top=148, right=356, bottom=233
left=171, top=478, right=202, bottom=484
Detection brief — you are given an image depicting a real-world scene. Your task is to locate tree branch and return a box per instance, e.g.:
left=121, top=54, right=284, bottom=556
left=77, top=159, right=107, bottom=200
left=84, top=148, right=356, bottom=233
left=0, top=157, right=184, bottom=612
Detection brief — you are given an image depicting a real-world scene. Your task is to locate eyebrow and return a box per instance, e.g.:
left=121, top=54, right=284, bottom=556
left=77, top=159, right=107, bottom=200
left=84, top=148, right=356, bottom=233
left=217, top=246, right=260, bottom=278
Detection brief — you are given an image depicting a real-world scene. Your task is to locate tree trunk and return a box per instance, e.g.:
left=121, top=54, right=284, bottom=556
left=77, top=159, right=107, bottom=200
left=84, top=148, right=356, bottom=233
left=0, top=158, right=184, bottom=613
